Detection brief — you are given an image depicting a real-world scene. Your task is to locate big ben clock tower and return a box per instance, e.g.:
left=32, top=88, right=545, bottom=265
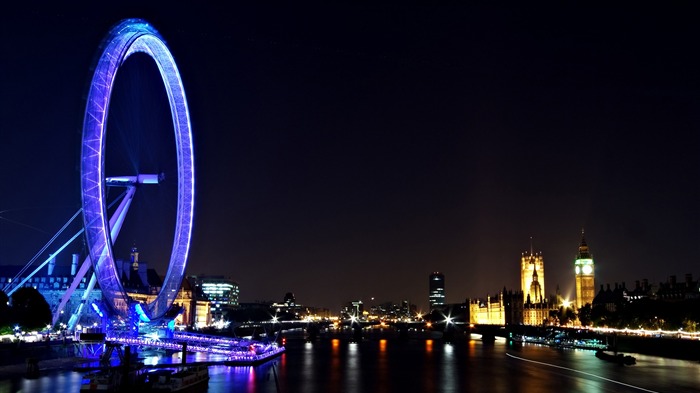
left=574, top=229, right=595, bottom=309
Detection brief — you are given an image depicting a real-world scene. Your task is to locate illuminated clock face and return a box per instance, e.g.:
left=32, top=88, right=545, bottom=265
left=575, top=266, right=581, bottom=274
left=582, top=265, right=593, bottom=274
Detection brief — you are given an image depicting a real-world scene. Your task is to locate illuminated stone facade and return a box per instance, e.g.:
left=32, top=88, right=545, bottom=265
left=0, top=258, right=103, bottom=328
left=0, top=254, right=211, bottom=329
left=523, top=302, right=551, bottom=325
left=469, top=290, right=524, bottom=325
left=521, top=243, right=545, bottom=303
left=519, top=241, right=558, bottom=325
left=470, top=294, right=505, bottom=325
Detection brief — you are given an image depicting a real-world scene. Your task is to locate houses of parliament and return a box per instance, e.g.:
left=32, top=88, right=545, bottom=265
left=469, top=230, right=595, bottom=326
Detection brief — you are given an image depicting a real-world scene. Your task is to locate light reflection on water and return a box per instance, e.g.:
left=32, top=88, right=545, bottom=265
left=441, top=344, right=455, bottom=393
left=345, top=342, right=360, bottom=393
left=376, top=339, right=389, bottom=392
left=3, top=337, right=700, bottom=393
left=300, top=341, right=315, bottom=392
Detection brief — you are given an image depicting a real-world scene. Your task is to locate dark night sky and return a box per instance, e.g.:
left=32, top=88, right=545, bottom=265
left=2, top=3, right=700, bottom=312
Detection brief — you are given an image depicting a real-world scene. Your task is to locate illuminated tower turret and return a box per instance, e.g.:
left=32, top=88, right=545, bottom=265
left=529, top=264, right=543, bottom=303
left=574, top=229, right=595, bottom=309
left=130, top=245, right=139, bottom=271
left=521, top=238, right=545, bottom=302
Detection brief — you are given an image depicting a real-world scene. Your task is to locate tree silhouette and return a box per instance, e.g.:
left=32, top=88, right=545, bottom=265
left=10, top=287, right=52, bottom=331
left=0, top=291, right=10, bottom=333
left=577, top=304, right=592, bottom=327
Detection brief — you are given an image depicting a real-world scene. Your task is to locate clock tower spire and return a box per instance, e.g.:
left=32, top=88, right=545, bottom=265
left=574, top=228, right=595, bottom=310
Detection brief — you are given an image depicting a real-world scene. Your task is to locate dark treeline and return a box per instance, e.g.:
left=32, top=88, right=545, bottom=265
left=578, top=298, right=700, bottom=331
left=0, top=287, right=52, bottom=334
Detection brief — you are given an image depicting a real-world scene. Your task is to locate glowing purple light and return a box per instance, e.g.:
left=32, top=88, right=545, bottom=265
left=106, top=333, right=284, bottom=362
left=81, top=19, right=195, bottom=320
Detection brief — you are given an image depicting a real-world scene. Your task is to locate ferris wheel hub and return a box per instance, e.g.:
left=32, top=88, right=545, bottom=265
left=106, top=173, right=164, bottom=186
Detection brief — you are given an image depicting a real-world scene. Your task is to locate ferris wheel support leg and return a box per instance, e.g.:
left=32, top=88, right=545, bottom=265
left=52, top=256, right=91, bottom=327
left=66, top=272, right=97, bottom=331
left=53, top=186, right=137, bottom=328
left=107, top=185, right=137, bottom=244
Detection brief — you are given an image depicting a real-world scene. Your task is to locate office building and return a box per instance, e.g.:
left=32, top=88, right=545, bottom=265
left=188, top=275, right=240, bottom=322
left=429, top=272, right=445, bottom=310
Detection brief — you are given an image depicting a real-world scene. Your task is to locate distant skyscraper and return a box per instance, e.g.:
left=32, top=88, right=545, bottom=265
left=574, top=229, right=595, bottom=309
left=521, top=238, right=545, bottom=303
left=429, top=272, right=445, bottom=310
left=189, top=275, right=240, bottom=321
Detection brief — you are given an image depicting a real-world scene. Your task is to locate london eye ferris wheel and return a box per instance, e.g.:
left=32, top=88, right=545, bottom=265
left=81, top=18, right=195, bottom=323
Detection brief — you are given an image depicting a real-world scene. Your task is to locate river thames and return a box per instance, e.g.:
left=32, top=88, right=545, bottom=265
left=4, top=336, right=700, bottom=392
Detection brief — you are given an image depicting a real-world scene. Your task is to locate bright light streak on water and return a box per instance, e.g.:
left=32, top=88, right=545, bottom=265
left=442, top=343, right=455, bottom=392
left=376, top=339, right=389, bottom=391
left=329, top=338, right=341, bottom=391
left=506, top=353, right=660, bottom=392
left=300, top=342, right=316, bottom=392
left=345, top=343, right=360, bottom=393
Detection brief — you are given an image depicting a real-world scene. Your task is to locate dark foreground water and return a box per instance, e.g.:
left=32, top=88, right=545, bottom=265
left=3, top=336, right=700, bottom=392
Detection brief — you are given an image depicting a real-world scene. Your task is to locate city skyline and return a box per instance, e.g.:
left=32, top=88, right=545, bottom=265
left=2, top=4, right=700, bottom=312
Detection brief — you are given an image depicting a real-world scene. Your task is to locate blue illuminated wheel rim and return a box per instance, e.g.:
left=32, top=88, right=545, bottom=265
left=81, top=19, right=194, bottom=321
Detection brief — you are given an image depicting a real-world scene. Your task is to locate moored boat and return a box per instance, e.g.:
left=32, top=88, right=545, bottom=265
left=81, top=369, right=121, bottom=391
left=148, top=365, right=209, bottom=392
left=595, top=350, right=636, bottom=365
left=80, top=364, right=147, bottom=392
